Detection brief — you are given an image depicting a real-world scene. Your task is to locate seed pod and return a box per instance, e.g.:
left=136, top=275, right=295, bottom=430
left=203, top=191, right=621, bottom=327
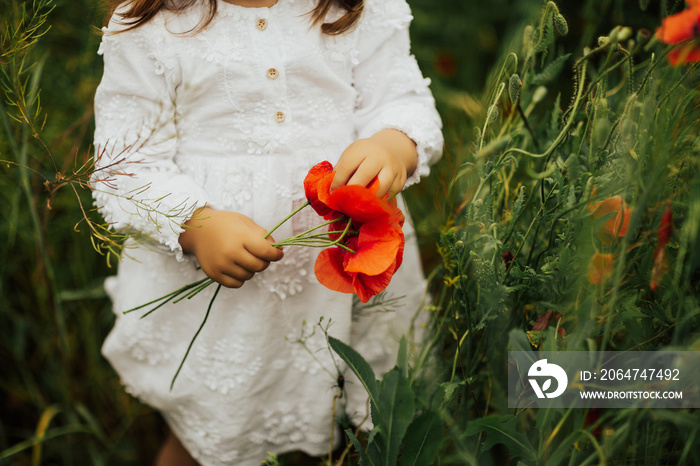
left=554, top=13, right=568, bottom=36
left=509, top=73, right=522, bottom=105
left=636, top=28, right=652, bottom=46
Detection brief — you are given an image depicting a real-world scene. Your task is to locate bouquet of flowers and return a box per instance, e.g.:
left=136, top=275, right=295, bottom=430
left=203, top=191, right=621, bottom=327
left=125, top=161, right=406, bottom=388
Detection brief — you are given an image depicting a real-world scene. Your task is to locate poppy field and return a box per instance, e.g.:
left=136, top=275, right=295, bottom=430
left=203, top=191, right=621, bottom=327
left=2, top=0, right=700, bottom=465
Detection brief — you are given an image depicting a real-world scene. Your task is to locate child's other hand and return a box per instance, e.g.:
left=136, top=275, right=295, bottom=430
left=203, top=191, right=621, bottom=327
left=178, top=207, right=284, bottom=288
left=331, top=129, right=418, bottom=198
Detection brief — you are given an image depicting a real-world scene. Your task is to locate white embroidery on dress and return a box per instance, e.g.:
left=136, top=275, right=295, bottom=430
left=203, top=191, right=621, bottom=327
left=185, top=338, right=263, bottom=395
left=248, top=402, right=328, bottom=446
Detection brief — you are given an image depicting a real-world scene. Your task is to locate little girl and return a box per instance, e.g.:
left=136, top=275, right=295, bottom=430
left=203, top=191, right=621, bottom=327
left=92, top=0, right=442, bottom=463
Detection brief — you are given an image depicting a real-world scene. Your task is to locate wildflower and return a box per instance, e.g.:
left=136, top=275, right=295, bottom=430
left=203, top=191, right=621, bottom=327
left=655, top=0, right=700, bottom=65
left=433, top=51, right=458, bottom=78
left=531, top=309, right=567, bottom=338
left=650, top=203, right=673, bottom=291
left=583, top=407, right=602, bottom=440
left=503, top=250, right=514, bottom=270
left=589, top=195, right=631, bottom=244
left=304, top=161, right=405, bottom=303
left=587, top=253, right=614, bottom=285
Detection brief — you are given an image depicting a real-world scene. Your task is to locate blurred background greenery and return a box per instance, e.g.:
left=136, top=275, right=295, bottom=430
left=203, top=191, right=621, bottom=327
left=1, top=0, right=698, bottom=464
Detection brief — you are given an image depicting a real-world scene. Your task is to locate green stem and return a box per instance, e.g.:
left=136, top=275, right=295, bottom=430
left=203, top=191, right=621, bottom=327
left=170, top=284, right=221, bottom=391
left=505, top=60, right=588, bottom=160
left=124, top=277, right=210, bottom=314
left=264, top=201, right=310, bottom=239
left=276, top=217, right=344, bottom=243
left=178, top=279, right=215, bottom=302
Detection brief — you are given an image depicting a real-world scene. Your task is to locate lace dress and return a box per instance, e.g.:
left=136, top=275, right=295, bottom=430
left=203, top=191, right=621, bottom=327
left=93, top=0, right=442, bottom=463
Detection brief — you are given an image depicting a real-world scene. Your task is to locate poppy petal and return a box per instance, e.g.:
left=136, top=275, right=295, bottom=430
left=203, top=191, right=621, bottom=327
left=668, top=43, right=700, bottom=65
left=324, top=185, right=394, bottom=223
left=656, top=8, right=700, bottom=44
left=345, top=222, right=404, bottom=275
left=314, top=248, right=355, bottom=294
left=587, top=253, right=614, bottom=285
left=304, top=161, right=335, bottom=217
left=352, top=244, right=404, bottom=302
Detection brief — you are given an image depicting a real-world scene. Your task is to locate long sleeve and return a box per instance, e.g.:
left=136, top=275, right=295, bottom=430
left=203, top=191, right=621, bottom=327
left=92, top=15, right=209, bottom=261
left=352, top=0, right=443, bottom=188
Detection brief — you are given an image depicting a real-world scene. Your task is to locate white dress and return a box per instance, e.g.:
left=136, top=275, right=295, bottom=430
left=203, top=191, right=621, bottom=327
left=93, top=0, right=442, bottom=464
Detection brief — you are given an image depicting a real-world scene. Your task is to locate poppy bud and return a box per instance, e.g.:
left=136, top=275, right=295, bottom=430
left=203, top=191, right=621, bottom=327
left=509, top=73, right=522, bottom=105
left=554, top=13, right=569, bottom=36
left=636, top=28, right=651, bottom=46
left=487, top=105, right=499, bottom=124
left=609, top=26, right=632, bottom=43
left=532, top=86, right=548, bottom=104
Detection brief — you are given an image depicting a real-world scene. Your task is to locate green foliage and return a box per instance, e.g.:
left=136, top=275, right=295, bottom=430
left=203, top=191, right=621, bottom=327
left=330, top=336, right=443, bottom=466
left=1, top=0, right=163, bottom=464
left=418, top=0, right=700, bottom=464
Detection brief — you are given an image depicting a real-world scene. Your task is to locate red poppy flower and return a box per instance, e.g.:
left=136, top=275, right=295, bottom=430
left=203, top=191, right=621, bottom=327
left=589, top=196, right=631, bottom=245
left=656, top=1, right=700, bottom=65
left=304, top=161, right=405, bottom=303
left=651, top=203, right=673, bottom=291
left=531, top=310, right=567, bottom=339
left=434, top=51, right=458, bottom=78
left=587, top=253, right=614, bottom=285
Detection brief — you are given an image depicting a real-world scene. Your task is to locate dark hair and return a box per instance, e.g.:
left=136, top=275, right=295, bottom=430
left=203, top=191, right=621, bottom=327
left=103, top=0, right=364, bottom=35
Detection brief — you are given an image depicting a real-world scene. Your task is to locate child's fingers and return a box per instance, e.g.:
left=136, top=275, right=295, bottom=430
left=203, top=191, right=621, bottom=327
left=221, top=263, right=256, bottom=283
left=331, top=157, right=361, bottom=191
left=209, top=270, right=245, bottom=289
left=246, top=235, right=285, bottom=262
left=343, top=155, right=385, bottom=190
left=235, top=252, right=273, bottom=274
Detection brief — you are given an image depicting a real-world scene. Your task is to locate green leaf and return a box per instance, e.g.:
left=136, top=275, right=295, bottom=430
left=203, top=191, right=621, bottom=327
left=377, top=368, right=416, bottom=466
left=329, top=336, right=379, bottom=409
left=464, top=415, right=537, bottom=462
left=440, top=380, right=464, bottom=404
left=531, top=53, right=571, bottom=86
left=346, top=429, right=371, bottom=466
left=399, top=410, right=445, bottom=466
left=397, top=336, right=408, bottom=379
left=367, top=432, right=384, bottom=466
left=534, top=13, right=554, bottom=53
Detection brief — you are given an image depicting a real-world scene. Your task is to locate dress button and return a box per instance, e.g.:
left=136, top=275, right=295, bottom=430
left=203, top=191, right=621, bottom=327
left=267, top=68, right=279, bottom=80
left=275, top=111, right=286, bottom=123
left=256, top=18, right=268, bottom=30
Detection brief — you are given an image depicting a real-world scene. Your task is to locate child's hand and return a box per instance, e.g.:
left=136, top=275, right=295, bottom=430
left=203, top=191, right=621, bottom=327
left=331, top=129, right=418, bottom=198
left=179, top=207, right=284, bottom=288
